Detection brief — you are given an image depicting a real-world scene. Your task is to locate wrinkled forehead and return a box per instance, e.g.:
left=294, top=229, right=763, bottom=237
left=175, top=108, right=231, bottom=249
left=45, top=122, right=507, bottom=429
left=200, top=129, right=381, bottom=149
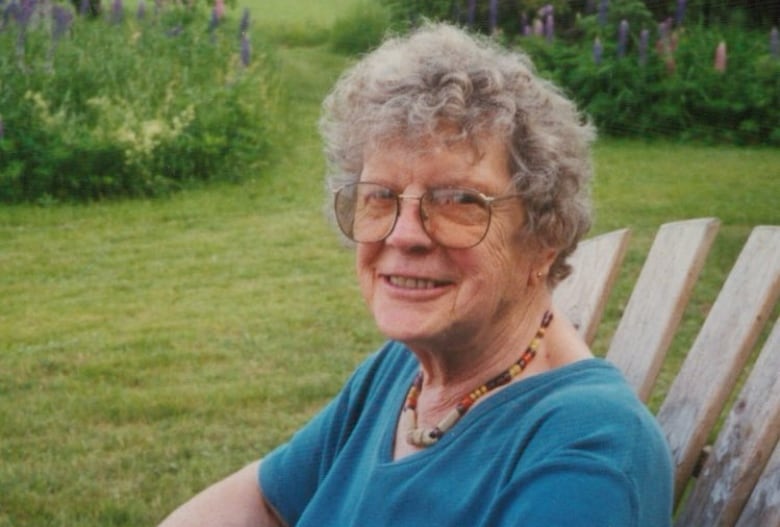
left=360, top=129, right=513, bottom=195
left=363, top=124, right=494, bottom=166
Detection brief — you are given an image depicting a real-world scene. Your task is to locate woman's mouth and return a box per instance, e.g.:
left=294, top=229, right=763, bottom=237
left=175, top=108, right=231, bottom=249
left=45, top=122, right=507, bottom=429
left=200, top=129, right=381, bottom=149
left=386, top=275, right=450, bottom=289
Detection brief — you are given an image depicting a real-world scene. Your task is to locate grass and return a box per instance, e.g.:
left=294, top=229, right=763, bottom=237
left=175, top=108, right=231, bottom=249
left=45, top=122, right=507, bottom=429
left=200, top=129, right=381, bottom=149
left=1, top=2, right=779, bottom=524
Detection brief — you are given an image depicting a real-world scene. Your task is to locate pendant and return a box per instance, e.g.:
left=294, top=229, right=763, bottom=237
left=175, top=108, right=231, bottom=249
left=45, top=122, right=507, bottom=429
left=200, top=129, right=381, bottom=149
left=406, top=427, right=440, bottom=447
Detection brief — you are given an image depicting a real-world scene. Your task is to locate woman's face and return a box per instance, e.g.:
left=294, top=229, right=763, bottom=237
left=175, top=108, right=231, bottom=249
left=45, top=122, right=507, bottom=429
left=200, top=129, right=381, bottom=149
left=356, top=136, right=547, bottom=352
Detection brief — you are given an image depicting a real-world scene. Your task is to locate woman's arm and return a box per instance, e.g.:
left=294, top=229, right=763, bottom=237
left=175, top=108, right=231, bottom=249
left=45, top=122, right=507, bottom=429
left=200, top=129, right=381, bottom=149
left=157, top=460, right=285, bottom=527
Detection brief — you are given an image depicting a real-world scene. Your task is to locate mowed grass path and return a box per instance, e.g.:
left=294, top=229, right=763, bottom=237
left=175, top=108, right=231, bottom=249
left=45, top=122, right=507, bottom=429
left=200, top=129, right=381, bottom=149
left=2, top=2, right=780, bottom=524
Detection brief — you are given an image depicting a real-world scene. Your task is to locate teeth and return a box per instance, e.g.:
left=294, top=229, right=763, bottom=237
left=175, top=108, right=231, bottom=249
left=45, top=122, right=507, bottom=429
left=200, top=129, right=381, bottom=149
left=388, top=276, right=442, bottom=289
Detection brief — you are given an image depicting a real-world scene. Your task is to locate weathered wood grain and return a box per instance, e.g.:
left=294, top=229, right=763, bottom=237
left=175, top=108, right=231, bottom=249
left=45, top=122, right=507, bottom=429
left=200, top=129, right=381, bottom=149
left=606, top=218, right=720, bottom=402
left=675, top=318, right=780, bottom=526
left=657, top=226, right=780, bottom=504
left=735, top=439, right=780, bottom=527
left=553, top=228, right=631, bottom=344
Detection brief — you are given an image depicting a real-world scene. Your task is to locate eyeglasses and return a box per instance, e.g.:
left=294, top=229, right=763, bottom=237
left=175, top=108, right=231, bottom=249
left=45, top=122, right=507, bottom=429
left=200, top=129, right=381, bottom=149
left=333, top=182, right=520, bottom=249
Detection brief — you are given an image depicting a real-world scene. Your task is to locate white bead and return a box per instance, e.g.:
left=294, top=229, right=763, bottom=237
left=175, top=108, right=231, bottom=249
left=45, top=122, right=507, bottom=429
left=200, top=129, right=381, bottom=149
left=406, top=427, right=439, bottom=447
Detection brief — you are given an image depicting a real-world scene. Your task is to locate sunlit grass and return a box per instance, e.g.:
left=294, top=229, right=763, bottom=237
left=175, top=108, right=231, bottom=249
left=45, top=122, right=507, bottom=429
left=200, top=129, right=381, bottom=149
left=252, top=0, right=365, bottom=28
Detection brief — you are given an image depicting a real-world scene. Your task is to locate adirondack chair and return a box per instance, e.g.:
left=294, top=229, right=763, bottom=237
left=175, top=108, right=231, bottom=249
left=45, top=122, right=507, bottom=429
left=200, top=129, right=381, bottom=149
left=553, top=218, right=780, bottom=527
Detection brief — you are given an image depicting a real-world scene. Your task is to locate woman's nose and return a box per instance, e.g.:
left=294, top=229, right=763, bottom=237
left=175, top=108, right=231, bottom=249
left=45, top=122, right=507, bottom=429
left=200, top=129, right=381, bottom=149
left=384, top=196, right=434, bottom=249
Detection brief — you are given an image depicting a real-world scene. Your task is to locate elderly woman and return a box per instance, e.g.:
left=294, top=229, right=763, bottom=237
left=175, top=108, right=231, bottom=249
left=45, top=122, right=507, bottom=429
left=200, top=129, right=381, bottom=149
left=160, top=23, right=673, bottom=526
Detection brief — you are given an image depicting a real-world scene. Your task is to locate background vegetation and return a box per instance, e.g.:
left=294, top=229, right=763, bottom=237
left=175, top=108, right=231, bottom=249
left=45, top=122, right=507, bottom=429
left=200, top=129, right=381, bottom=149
left=3, top=0, right=777, bottom=204
left=381, top=0, right=780, bottom=145
left=0, top=0, right=778, bottom=525
left=0, top=0, right=282, bottom=203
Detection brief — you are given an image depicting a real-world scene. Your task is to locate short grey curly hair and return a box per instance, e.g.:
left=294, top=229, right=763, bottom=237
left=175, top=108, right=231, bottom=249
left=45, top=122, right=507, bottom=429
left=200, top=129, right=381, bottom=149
left=320, top=23, right=595, bottom=286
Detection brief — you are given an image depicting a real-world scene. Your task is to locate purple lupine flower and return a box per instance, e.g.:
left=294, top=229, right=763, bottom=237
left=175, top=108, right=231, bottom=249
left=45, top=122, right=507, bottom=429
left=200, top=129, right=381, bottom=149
left=638, top=28, right=649, bottom=65
left=466, top=0, right=476, bottom=28
left=617, top=19, right=628, bottom=57
left=18, top=0, right=36, bottom=26
left=51, top=4, right=73, bottom=41
left=593, top=37, right=603, bottom=65
left=48, top=4, right=73, bottom=69
left=207, top=6, right=218, bottom=32
left=533, top=18, right=543, bottom=37
left=110, top=0, right=123, bottom=24
left=3, top=1, right=21, bottom=27
left=15, top=0, right=36, bottom=60
left=136, top=0, right=145, bottom=20
left=240, top=32, right=250, bottom=66
left=597, top=0, right=608, bottom=27
left=714, top=41, right=727, bottom=73
left=238, top=7, right=249, bottom=36
left=544, top=11, right=554, bottom=42
left=675, top=0, right=686, bottom=27
left=214, top=0, right=224, bottom=20
left=771, top=27, right=779, bottom=59
left=518, top=11, right=529, bottom=36
left=488, top=0, right=498, bottom=33
left=79, top=0, right=90, bottom=16
left=536, top=4, right=553, bottom=41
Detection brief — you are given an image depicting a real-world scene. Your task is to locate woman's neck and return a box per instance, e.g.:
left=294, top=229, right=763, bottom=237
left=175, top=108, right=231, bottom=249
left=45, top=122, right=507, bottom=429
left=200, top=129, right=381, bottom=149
left=409, top=302, right=554, bottom=416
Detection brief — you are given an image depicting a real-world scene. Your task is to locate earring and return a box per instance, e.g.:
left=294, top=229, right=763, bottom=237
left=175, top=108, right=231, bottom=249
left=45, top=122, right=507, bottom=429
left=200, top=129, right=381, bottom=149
left=536, top=271, right=544, bottom=278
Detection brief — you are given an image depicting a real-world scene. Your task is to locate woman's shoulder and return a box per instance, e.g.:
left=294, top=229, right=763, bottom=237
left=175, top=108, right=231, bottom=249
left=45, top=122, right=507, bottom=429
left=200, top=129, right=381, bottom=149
left=527, top=358, right=639, bottom=405
left=496, top=360, right=674, bottom=527
left=498, top=359, right=663, bottom=450
left=516, top=358, right=670, bottom=459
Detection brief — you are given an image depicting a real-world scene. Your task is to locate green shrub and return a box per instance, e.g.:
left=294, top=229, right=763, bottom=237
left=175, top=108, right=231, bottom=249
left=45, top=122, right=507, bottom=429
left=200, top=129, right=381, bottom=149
left=0, top=1, right=282, bottom=203
left=329, top=0, right=393, bottom=55
left=519, top=23, right=780, bottom=145
left=373, top=0, right=780, bottom=145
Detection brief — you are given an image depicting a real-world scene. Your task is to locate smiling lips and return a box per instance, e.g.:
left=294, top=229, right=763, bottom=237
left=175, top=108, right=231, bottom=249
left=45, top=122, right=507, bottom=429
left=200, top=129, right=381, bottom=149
left=386, top=275, right=452, bottom=290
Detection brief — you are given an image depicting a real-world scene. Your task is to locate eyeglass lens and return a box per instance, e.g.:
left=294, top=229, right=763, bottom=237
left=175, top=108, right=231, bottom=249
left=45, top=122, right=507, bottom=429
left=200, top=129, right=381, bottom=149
left=334, top=183, right=492, bottom=248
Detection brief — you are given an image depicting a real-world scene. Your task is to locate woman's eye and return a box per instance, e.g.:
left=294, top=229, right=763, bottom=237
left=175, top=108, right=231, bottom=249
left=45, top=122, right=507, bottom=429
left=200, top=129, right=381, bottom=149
left=367, top=189, right=395, bottom=201
left=433, top=190, right=482, bottom=206
left=360, top=186, right=395, bottom=202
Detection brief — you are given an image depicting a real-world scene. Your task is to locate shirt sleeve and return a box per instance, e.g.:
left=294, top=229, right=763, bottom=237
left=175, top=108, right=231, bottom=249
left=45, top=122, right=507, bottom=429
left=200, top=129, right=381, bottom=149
left=258, top=349, right=391, bottom=526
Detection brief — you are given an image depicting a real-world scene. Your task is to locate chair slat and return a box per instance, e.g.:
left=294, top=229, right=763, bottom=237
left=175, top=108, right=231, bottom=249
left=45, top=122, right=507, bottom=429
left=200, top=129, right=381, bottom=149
left=675, top=317, right=780, bottom=526
left=735, top=438, right=780, bottom=527
left=656, top=226, right=780, bottom=504
left=606, top=218, right=720, bottom=401
left=553, top=228, right=631, bottom=344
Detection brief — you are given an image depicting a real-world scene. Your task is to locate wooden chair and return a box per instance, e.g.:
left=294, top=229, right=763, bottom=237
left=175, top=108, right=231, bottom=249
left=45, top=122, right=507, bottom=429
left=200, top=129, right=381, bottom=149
left=553, top=218, right=780, bottom=527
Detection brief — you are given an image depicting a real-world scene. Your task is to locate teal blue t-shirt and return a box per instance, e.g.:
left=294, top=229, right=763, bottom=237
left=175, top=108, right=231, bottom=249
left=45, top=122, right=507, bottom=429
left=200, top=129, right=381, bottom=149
left=259, top=341, right=673, bottom=526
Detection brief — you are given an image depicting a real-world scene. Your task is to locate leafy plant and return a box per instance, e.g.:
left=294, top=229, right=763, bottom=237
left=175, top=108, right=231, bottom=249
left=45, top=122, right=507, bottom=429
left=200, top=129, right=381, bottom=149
left=0, top=0, right=283, bottom=203
left=371, top=1, right=779, bottom=145
left=518, top=21, right=780, bottom=145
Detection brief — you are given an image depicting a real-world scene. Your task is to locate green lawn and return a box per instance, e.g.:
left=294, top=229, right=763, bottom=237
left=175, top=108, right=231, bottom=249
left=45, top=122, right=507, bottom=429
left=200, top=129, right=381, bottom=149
left=1, top=2, right=779, bottom=525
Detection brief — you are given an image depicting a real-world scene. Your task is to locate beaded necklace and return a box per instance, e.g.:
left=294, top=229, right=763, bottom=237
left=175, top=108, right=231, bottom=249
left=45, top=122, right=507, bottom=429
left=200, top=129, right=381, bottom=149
left=401, top=310, right=553, bottom=447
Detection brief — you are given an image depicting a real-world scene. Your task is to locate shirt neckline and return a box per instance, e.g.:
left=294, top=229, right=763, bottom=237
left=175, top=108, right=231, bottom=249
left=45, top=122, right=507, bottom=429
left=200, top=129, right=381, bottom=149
left=381, top=352, right=611, bottom=465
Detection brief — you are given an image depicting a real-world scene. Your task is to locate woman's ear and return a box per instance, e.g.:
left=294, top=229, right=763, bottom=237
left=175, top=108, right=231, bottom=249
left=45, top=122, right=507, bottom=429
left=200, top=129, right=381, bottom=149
left=527, top=247, right=558, bottom=287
